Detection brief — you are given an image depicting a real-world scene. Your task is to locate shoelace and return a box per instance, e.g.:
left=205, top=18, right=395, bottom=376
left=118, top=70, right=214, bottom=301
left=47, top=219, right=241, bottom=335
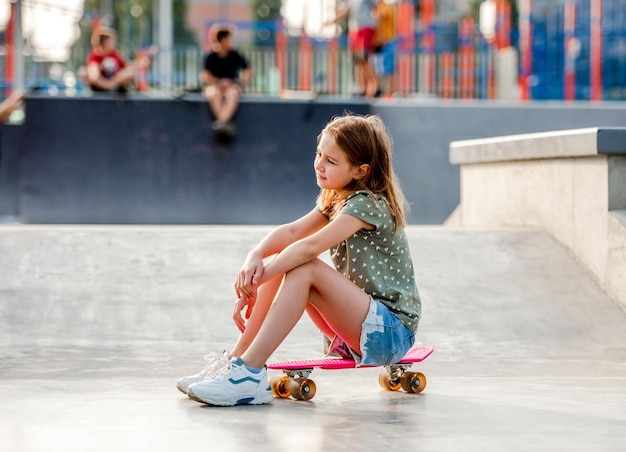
left=200, top=353, right=228, bottom=376
left=210, top=360, right=234, bottom=382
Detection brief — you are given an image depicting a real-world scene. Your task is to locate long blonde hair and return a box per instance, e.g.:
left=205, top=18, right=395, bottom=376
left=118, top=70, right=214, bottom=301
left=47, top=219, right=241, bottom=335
left=316, top=114, right=408, bottom=231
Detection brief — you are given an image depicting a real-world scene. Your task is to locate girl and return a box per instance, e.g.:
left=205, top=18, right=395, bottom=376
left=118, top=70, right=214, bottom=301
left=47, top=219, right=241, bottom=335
left=178, top=114, right=421, bottom=406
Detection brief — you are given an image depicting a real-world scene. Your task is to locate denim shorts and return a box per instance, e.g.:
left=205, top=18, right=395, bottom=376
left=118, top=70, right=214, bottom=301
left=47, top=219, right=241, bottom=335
left=326, top=297, right=415, bottom=367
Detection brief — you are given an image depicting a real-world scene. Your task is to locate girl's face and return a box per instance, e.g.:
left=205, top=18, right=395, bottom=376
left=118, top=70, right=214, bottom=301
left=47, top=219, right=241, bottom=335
left=314, top=132, right=366, bottom=191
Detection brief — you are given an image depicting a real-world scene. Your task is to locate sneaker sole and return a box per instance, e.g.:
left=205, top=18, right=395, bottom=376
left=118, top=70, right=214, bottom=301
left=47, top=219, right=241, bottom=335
left=186, top=386, right=273, bottom=406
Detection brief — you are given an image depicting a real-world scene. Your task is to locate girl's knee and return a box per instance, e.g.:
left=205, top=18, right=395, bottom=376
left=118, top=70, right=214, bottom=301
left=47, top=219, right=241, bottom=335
left=302, top=258, right=326, bottom=273
left=285, top=258, right=324, bottom=280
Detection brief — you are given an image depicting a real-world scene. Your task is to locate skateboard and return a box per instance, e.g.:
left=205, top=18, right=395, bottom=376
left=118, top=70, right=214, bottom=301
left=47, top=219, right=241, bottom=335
left=267, top=345, right=433, bottom=401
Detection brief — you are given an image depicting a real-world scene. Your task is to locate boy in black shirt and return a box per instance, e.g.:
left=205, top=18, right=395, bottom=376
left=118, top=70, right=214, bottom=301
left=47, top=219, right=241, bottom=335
left=202, top=28, right=251, bottom=138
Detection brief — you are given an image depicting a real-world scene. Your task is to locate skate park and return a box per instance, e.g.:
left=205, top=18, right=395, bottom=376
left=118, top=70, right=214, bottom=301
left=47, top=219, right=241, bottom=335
left=0, top=94, right=625, bottom=451
left=2, top=0, right=626, bottom=447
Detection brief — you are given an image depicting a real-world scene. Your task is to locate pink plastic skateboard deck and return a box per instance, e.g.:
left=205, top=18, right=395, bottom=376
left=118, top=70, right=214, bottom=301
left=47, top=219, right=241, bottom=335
left=268, top=345, right=433, bottom=371
left=267, top=346, right=433, bottom=401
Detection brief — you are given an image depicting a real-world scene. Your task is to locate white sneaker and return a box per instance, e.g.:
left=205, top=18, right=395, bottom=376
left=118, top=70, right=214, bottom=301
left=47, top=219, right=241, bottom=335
left=186, top=357, right=273, bottom=406
left=176, top=351, right=230, bottom=394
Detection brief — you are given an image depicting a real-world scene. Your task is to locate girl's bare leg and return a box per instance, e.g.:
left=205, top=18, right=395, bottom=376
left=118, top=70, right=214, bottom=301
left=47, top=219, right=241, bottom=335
left=241, top=259, right=370, bottom=368
left=305, top=303, right=336, bottom=339
left=229, top=274, right=282, bottom=357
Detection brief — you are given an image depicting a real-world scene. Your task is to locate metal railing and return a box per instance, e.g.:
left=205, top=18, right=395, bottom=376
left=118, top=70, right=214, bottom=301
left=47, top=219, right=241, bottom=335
left=2, top=42, right=501, bottom=100
left=2, top=30, right=624, bottom=101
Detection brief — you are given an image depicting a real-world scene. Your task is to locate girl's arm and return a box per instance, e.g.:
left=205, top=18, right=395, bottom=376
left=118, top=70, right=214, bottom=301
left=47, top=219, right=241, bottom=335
left=235, top=209, right=328, bottom=298
left=258, top=213, right=372, bottom=285
left=233, top=212, right=370, bottom=330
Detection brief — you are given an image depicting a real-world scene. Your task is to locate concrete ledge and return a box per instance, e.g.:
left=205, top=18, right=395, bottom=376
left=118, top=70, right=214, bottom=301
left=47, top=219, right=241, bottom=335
left=448, top=128, right=626, bottom=311
left=449, top=127, right=626, bottom=165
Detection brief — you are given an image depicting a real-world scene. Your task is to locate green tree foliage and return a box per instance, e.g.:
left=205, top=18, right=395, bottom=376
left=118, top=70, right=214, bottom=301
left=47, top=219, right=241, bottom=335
left=251, top=0, right=282, bottom=46
left=78, top=0, right=196, bottom=56
left=173, top=0, right=196, bottom=45
left=251, top=0, right=281, bottom=21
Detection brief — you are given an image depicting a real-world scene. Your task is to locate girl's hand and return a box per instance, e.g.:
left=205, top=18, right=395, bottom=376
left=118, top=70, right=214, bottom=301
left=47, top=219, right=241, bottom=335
left=235, top=254, right=263, bottom=300
left=233, top=296, right=255, bottom=333
left=235, top=256, right=263, bottom=298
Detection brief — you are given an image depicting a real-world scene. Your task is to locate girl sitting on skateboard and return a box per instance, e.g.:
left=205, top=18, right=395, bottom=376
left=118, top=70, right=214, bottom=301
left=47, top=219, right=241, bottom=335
left=177, top=114, right=422, bottom=406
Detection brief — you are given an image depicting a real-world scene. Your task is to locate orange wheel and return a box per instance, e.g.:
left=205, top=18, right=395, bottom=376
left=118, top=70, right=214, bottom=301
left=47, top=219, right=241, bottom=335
left=378, top=369, right=401, bottom=391
left=270, top=375, right=291, bottom=398
left=401, top=371, right=427, bottom=393
left=289, top=377, right=317, bottom=401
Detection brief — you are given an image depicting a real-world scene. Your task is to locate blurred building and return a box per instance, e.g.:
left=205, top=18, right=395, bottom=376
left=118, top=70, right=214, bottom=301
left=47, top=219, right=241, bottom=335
left=435, top=0, right=474, bottom=21
left=186, top=0, right=251, bottom=45
left=183, top=0, right=493, bottom=44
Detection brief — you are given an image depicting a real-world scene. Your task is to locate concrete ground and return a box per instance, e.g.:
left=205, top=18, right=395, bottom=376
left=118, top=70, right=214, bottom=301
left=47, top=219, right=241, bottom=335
left=1, top=226, right=625, bottom=452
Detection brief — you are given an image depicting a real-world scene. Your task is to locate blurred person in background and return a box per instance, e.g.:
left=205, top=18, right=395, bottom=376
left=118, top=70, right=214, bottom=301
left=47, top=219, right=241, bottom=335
left=330, top=0, right=379, bottom=98
left=201, top=27, right=251, bottom=139
left=0, top=89, right=25, bottom=167
left=79, top=27, right=154, bottom=94
left=0, top=89, right=24, bottom=124
left=372, top=0, right=395, bottom=97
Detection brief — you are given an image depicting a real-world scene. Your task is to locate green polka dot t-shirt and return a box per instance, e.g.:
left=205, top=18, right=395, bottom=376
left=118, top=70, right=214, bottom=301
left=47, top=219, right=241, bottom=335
left=328, top=190, right=421, bottom=332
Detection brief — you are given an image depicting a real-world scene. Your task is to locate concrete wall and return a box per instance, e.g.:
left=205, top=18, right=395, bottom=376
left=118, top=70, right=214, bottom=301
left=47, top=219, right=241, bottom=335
left=2, top=94, right=626, bottom=224
left=370, top=102, right=626, bottom=223
left=448, top=128, right=626, bottom=310
left=0, top=124, right=22, bottom=222
left=17, top=95, right=369, bottom=224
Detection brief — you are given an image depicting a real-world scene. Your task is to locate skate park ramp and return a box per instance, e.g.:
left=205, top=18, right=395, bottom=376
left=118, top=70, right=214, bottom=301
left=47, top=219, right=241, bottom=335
left=8, top=96, right=626, bottom=225
left=1, top=225, right=625, bottom=452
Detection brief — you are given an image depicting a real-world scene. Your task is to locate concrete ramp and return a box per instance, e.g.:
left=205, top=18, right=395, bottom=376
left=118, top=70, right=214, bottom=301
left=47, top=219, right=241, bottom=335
left=449, top=127, right=626, bottom=311
left=1, top=226, right=625, bottom=451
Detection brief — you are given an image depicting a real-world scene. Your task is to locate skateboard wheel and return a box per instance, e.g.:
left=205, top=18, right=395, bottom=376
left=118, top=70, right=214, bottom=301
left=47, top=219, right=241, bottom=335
left=289, top=377, right=316, bottom=401
left=401, top=371, right=427, bottom=393
left=378, top=369, right=402, bottom=391
left=270, top=375, right=291, bottom=398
